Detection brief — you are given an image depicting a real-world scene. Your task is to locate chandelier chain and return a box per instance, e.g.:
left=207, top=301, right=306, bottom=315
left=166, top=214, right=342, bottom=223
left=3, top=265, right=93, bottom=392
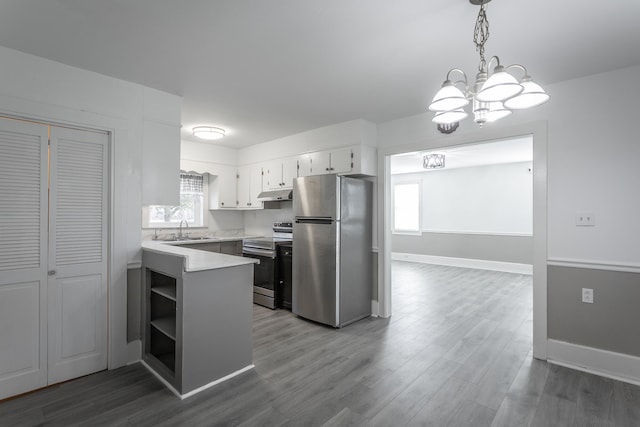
left=473, top=3, right=490, bottom=71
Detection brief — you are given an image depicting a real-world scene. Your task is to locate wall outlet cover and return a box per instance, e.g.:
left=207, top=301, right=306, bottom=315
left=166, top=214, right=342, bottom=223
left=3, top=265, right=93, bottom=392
left=582, top=288, right=594, bottom=304
left=575, top=211, right=595, bottom=227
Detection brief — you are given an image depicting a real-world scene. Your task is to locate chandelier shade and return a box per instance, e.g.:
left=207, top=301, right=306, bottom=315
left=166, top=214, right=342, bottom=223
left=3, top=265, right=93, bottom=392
left=427, top=0, right=549, bottom=130
left=429, top=81, right=469, bottom=112
left=476, top=66, right=524, bottom=102
left=504, top=79, right=550, bottom=109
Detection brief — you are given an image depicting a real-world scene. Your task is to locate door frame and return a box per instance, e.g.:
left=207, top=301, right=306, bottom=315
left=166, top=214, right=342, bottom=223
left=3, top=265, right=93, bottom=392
left=0, top=97, right=130, bottom=369
left=377, top=120, right=548, bottom=360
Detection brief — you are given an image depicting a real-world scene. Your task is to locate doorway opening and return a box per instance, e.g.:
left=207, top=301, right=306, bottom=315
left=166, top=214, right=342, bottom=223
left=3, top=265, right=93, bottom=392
left=378, top=122, right=548, bottom=360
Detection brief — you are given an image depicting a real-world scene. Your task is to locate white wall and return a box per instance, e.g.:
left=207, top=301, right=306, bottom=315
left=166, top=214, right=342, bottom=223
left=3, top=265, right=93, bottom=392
left=0, top=46, right=181, bottom=368
left=393, top=161, right=533, bottom=235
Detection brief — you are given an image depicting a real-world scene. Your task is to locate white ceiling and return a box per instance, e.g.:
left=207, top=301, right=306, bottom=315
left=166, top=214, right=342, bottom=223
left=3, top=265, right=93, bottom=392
left=1, top=1, right=639, bottom=148
left=390, top=136, right=533, bottom=174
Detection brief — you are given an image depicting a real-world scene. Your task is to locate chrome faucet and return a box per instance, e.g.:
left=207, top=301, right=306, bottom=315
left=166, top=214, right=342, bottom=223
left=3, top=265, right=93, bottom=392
left=178, top=220, right=188, bottom=239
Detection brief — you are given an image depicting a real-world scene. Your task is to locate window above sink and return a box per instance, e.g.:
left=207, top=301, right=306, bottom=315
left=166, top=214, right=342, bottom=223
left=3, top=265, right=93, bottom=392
left=143, top=172, right=207, bottom=229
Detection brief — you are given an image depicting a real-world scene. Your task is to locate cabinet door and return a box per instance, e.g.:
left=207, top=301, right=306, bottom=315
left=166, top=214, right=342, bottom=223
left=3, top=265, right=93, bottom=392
left=297, top=154, right=312, bottom=177
left=236, top=165, right=251, bottom=208
left=209, top=165, right=237, bottom=209
left=330, top=147, right=354, bottom=174
left=249, top=165, right=264, bottom=208
left=281, top=157, right=298, bottom=189
left=309, top=151, right=330, bottom=176
left=266, top=160, right=283, bottom=190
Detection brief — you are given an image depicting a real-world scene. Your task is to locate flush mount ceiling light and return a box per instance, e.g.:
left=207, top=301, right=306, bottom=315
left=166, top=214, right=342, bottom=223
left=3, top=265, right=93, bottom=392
left=428, top=0, right=549, bottom=129
left=423, top=154, right=445, bottom=169
left=193, top=126, right=225, bottom=140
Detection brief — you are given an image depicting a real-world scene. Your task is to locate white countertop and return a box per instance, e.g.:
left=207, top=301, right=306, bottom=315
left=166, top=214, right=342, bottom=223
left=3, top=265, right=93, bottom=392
left=142, top=241, right=258, bottom=272
left=155, top=235, right=260, bottom=245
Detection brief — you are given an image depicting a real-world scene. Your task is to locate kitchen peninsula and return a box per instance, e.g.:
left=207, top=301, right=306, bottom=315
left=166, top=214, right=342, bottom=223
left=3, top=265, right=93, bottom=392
left=141, top=241, right=258, bottom=399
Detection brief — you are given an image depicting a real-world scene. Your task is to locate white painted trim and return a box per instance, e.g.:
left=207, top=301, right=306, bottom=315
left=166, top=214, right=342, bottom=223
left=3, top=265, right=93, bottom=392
left=141, top=361, right=255, bottom=400
left=420, top=230, right=532, bottom=237
left=370, top=300, right=379, bottom=317
left=547, top=339, right=640, bottom=387
left=392, top=252, right=533, bottom=275
left=126, top=340, right=141, bottom=365
left=548, top=258, right=640, bottom=274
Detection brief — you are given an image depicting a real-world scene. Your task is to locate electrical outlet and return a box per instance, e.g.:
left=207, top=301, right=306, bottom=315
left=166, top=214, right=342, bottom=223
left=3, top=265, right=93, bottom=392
left=576, top=211, right=595, bottom=226
left=582, top=288, right=594, bottom=304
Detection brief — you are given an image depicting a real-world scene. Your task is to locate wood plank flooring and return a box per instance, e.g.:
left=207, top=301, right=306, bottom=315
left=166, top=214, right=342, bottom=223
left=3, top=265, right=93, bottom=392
left=2, top=261, right=639, bottom=426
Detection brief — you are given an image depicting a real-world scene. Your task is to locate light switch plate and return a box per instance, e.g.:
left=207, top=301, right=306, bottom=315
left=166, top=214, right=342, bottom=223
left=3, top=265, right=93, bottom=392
left=582, top=288, right=594, bottom=304
left=576, top=211, right=595, bottom=226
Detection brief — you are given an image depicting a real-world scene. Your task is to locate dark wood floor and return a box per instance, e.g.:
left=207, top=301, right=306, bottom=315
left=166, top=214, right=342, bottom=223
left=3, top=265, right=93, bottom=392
left=2, top=261, right=640, bottom=426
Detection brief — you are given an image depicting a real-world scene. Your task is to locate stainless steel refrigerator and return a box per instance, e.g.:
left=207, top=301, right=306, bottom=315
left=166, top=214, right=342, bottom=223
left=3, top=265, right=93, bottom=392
left=292, top=174, right=372, bottom=327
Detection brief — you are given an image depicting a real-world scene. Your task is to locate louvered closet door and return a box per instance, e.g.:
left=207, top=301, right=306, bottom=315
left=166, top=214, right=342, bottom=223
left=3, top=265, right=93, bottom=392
left=0, top=118, right=49, bottom=400
left=47, top=126, right=108, bottom=384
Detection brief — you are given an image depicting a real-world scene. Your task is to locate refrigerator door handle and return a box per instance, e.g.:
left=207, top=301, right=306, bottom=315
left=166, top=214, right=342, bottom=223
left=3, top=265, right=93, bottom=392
left=295, top=217, right=335, bottom=225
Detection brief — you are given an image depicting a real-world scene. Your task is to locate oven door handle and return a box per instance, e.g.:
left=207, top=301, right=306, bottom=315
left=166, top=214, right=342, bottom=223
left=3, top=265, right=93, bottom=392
left=242, top=247, right=276, bottom=259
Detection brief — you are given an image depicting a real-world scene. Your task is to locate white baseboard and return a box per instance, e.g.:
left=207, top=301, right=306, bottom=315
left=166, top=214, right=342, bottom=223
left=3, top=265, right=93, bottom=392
left=126, top=340, right=141, bottom=365
left=392, top=252, right=533, bottom=275
left=141, top=360, right=255, bottom=400
left=547, top=339, right=640, bottom=387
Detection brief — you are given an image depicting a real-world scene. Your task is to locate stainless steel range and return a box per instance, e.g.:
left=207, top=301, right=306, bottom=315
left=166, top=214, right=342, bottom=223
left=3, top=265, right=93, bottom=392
left=242, top=222, right=293, bottom=309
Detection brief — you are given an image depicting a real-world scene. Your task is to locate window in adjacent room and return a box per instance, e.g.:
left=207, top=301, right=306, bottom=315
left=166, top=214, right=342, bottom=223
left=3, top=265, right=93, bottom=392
left=393, top=181, right=421, bottom=234
left=144, top=172, right=207, bottom=228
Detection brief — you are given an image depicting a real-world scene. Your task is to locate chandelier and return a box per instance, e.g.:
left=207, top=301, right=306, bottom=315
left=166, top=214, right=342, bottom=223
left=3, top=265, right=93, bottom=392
left=423, top=154, right=445, bottom=169
left=429, top=0, right=549, bottom=128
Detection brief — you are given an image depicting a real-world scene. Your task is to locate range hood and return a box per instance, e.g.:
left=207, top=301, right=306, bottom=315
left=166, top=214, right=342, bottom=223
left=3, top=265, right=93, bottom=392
left=257, top=189, right=293, bottom=202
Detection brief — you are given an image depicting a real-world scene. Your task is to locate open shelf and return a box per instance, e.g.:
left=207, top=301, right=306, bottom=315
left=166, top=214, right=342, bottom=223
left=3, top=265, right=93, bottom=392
left=151, top=285, right=176, bottom=301
left=151, top=317, right=176, bottom=340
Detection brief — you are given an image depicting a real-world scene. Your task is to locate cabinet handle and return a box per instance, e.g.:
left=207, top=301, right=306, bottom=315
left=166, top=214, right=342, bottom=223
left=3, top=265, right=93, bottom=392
left=221, top=202, right=225, bottom=206
left=325, top=167, right=329, bottom=171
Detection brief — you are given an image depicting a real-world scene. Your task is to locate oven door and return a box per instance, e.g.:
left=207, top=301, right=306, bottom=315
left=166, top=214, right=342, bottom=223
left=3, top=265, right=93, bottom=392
left=242, top=247, right=276, bottom=309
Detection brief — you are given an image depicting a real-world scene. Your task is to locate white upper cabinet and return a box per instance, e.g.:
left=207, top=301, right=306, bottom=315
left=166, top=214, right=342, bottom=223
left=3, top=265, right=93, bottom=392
left=237, top=164, right=264, bottom=209
left=250, top=165, right=265, bottom=207
left=282, top=157, right=298, bottom=188
left=309, top=147, right=353, bottom=175
left=208, top=165, right=237, bottom=209
left=266, top=157, right=298, bottom=189
left=328, top=146, right=354, bottom=174
left=142, top=121, right=180, bottom=206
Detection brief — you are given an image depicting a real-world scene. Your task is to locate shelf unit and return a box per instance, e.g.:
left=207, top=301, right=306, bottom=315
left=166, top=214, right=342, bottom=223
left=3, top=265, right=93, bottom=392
left=146, top=269, right=178, bottom=376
